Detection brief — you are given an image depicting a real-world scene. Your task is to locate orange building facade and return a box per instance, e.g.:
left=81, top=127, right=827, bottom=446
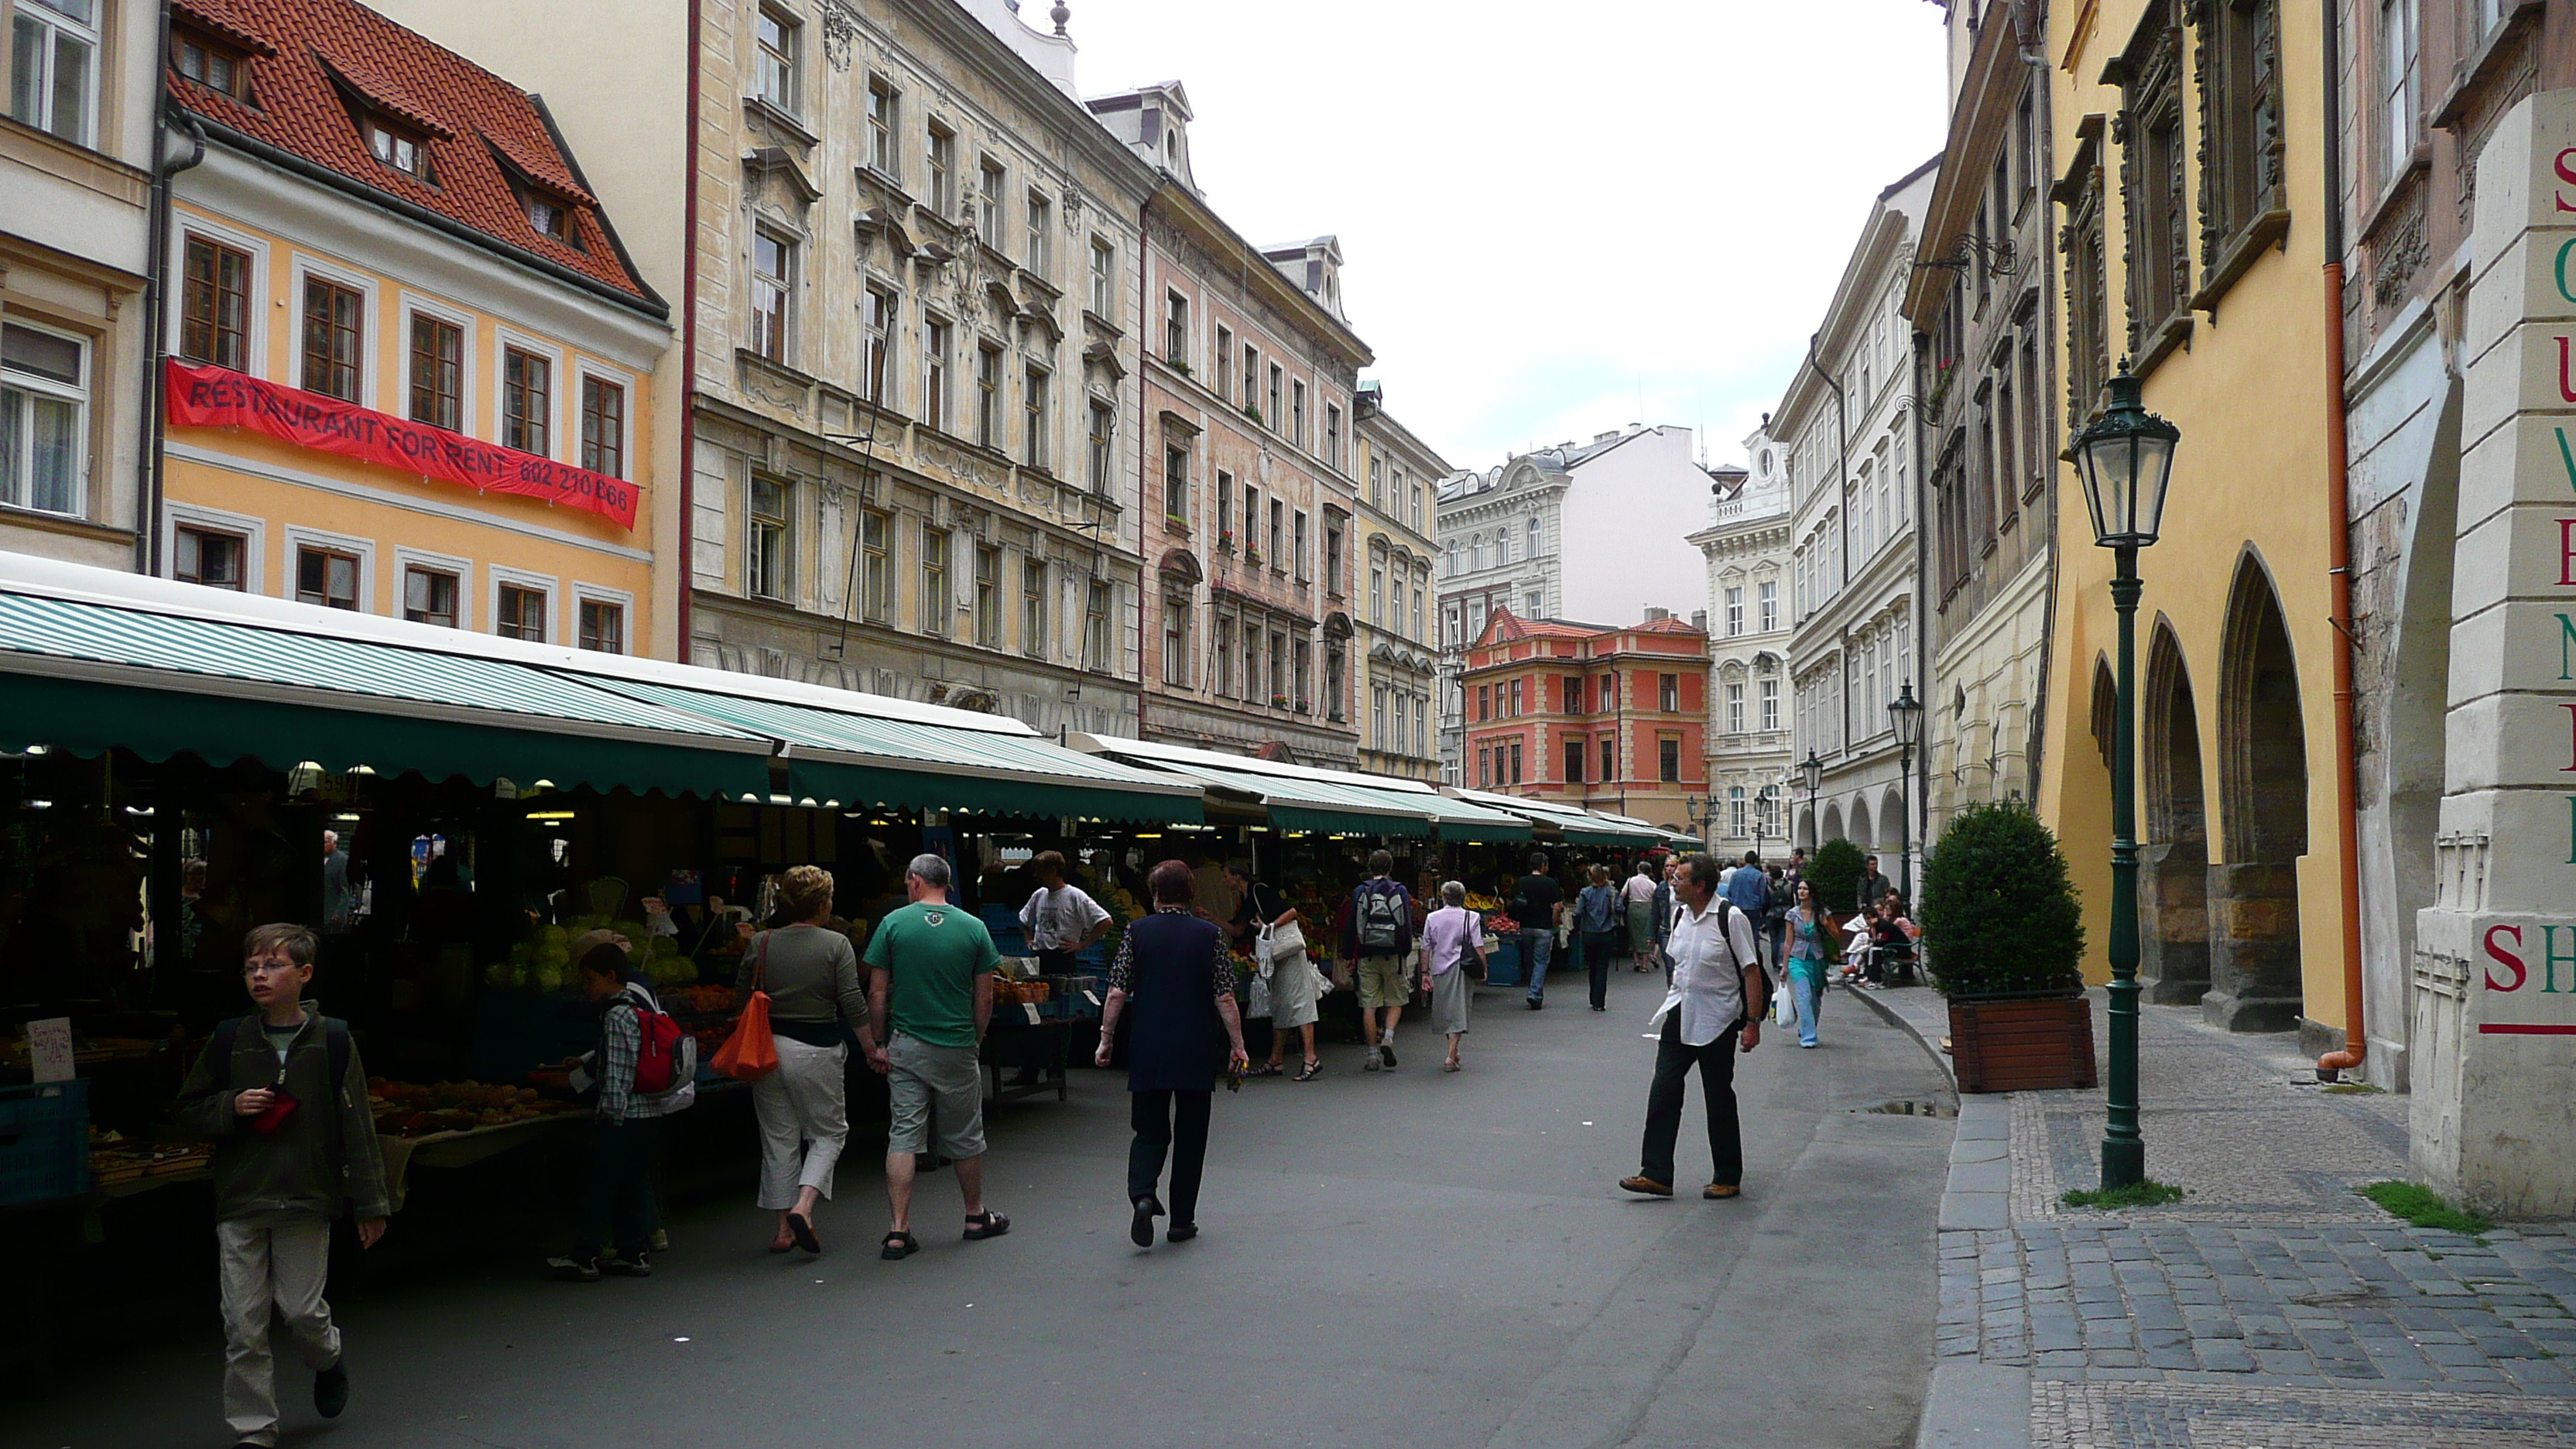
left=1458, top=610, right=1708, bottom=835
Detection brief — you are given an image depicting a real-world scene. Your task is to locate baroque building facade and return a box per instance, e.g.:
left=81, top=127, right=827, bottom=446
left=1352, top=386, right=1443, bottom=779
left=1458, top=609, right=1709, bottom=835
left=1782, top=158, right=1935, bottom=905
left=1687, top=431, right=1791, bottom=858
left=1909, top=0, right=2060, bottom=869
left=1098, top=81, right=1368, bottom=764
left=377, top=0, right=1154, bottom=725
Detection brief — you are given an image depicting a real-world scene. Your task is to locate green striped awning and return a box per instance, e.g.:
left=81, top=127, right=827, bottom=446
left=0, top=591, right=774, bottom=796
left=581, top=679, right=1204, bottom=825
left=1140, top=760, right=1434, bottom=838
left=1338, top=785, right=1533, bottom=843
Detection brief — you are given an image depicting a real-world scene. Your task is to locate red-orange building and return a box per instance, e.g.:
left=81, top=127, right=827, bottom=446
left=1459, top=608, right=1708, bottom=834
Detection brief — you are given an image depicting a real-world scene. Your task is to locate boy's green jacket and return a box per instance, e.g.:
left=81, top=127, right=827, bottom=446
left=176, top=1003, right=391, bottom=1221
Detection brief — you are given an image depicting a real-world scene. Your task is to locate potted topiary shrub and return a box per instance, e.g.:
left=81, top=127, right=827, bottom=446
left=1921, top=800, right=2096, bottom=1092
left=1806, top=838, right=1866, bottom=916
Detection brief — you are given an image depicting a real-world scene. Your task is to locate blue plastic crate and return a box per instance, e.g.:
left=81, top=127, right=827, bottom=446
left=0, top=1079, right=90, bottom=1207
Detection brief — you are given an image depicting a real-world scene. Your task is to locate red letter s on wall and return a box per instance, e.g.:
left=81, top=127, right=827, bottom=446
left=2485, top=924, right=2528, bottom=992
left=2556, top=149, right=2576, bottom=211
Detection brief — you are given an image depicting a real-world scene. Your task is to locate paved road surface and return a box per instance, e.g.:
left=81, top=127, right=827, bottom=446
left=8, top=966, right=1952, bottom=1449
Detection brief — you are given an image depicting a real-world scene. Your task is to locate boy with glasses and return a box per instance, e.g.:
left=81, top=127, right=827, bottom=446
left=177, top=923, right=389, bottom=1449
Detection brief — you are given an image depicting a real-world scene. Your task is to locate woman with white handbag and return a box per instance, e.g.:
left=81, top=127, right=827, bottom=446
left=1228, top=861, right=1322, bottom=1081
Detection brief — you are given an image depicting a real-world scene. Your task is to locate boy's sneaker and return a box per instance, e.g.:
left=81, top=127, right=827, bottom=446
left=1362, top=1047, right=1382, bottom=1072
left=1378, top=1034, right=1398, bottom=1068
left=599, top=1251, right=652, bottom=1277
left=649, top=1228, right=670, bottom=1252
left=546, top=1255, right=601, bottom=1283
left=313, top=1359, right=349, bottom=1419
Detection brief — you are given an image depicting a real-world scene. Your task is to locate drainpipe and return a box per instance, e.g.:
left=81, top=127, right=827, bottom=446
left=674, top=0, right=702, bottom=660
left=2315, top=0, right=2369, bottom=1081
left=135, top=0, right=195, bottom=575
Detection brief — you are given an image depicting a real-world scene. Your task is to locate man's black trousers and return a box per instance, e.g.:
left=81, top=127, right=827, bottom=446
left=1638, top=1015, right=1742, bottom=1189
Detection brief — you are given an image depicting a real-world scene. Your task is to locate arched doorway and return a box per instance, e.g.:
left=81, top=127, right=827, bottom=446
left=1821, top=800, right=1845, bottom=844
left=2208, top=554, right=2307, bottom=1032
left=2140, top=621, right=2211, bottom=1005
left=1846, top=797, right=1873, bottom=857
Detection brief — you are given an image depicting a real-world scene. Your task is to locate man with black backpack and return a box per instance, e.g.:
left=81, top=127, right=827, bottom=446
left=1621, top=855, right=1766, bottom=1201
left=1340, top=850, right=1418, bottom=1072
left=176, top=923, right=387, bottom=1449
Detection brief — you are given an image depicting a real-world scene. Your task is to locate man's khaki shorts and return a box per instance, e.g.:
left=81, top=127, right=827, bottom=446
left=1357, top=953, right=1412, bottom=1009
left=886, top=1033, right=985, bottom=1160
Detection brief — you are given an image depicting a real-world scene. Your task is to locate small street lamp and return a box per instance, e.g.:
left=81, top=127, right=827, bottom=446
left=2071, top=364, right=2179, bottom=1194
left=1889, top=682, right=1922, bottom=906
left=1800, top=749, right=1823, bottom=849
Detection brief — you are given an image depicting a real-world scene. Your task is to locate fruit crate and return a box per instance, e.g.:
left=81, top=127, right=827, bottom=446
left=0, top=1079, right=91, bottom=1207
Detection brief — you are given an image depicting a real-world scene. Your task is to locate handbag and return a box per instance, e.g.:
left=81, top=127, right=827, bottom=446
left=711, top=931, right=780, bottom=1082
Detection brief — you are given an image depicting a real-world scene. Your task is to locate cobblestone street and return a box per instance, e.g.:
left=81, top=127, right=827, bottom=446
left=1858, top=987, right=2576, bottom=1448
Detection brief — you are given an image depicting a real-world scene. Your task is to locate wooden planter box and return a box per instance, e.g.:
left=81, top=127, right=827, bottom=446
left=1947, top=995, right=2097, bottom=1093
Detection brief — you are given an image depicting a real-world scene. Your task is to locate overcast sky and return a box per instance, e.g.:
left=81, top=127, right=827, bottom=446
left=1060, top=0, right=1948, bottom=477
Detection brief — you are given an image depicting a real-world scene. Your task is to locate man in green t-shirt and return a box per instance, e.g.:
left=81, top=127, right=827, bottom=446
left=859, top=852, right=1006, bottom=1259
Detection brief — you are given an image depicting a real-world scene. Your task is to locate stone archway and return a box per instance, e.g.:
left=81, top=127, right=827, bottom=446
left=2139, top=620, right=2211, bottom=1005
left=1847, top=796, right=1873, bottom=855
left=1878, top=784, right=1906, bottom=856
left=1821, top=800, right=1845, bottom=844
left=2208, top=553, right=2307, bottom=1032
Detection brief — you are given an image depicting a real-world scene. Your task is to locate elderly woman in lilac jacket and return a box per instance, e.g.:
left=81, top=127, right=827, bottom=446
left=1418, top=881, right=1486, bottom=1072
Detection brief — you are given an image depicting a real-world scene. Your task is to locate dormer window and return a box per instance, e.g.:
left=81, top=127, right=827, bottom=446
left=366, top=117, right=430, bottom=179
left=525, top=193, right=569, bottom=241
left=174, top=29, right=251, bottom=101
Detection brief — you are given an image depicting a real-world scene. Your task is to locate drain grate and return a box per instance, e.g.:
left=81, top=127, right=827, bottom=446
left=1859, top=1098, right=1958, bottom=1118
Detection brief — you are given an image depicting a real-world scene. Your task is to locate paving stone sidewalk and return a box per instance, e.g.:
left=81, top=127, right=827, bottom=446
left=1845, top=982, right=2576, bottom=1449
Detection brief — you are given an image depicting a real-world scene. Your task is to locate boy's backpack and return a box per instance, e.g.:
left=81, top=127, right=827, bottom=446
left=620, top=986, right=697, bottom=1106
left=1356, top=882, right=1408, bottom=952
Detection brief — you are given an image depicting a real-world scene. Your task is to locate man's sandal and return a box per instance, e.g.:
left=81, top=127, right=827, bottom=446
left=964, top=1210, right=1011, bottom=1241
left=879, top=1231, right=919, bottom=1260
left=1293, top=1059, right=1323, bottom=1081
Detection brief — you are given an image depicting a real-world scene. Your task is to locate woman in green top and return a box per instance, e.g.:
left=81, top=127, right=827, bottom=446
left=1783, top=878, right=1831, bottom=1049
left=739, top=865, right=869, bottom=1254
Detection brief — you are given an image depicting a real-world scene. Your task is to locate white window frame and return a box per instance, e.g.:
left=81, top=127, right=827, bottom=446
left=493, top=327, right=567, bottom=461
left=755, top=4, right=799, bottom=115
left=162, top=500, right=268, bottom=594
left=281, top=524, right=378, bottom=612
left=572, top=581, right=638, bottom=654
left=572, top=358, right=637, bottom=478
left=168, top=215, right=273, bottom=370
left=289, top=255, right=382, bottom=410
left=392, top=545, right=475, bottom=630
left=398, top=291, right=478, bottom=437
left=0, top=314, right=90, bottom=519
left=488, top=564, right=561, bottom=645
left=7, top=0, right=100, bottom=146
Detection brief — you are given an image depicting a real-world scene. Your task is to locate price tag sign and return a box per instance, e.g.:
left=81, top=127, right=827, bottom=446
left=1023, top=1002, right=1042, bottom=1026
left=26, top=1017, right=73, bottom=1083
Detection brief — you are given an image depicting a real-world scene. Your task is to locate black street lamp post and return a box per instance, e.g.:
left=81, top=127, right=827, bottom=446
left=2070, top=365, right=2179, bottom=1194
left=1889, top=682, right=1922, bottom=906
left=1800, top=749, right=1824, bottom=849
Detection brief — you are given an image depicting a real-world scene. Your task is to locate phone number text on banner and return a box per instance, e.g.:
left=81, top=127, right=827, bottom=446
left=164, top=360, right=639, bottom=530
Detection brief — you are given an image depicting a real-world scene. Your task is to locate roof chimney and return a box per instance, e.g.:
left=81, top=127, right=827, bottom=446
left=1690, top=609, right=1708, bottom=631
left=1644, top=607, right=1669, bottom=623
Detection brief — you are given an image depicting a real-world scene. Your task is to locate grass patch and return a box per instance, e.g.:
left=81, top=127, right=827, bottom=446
left=2322, top=1083, right=2385, bottom=1094
left=2358, top=1180, right=2492, bottom=1235
left=2061, top=1180, right=2187, bottom=1211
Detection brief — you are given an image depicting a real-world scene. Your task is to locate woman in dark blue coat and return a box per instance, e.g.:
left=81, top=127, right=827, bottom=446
left=1094, top=859, right=1249, bottom=1248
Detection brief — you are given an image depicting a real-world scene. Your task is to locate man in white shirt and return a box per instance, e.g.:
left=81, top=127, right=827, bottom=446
left=1012, top=851, right=1109, bottom=1087
left=1620, top=860, right=1660, bottom=972
left=1621, top=853, right=1765, bottom=1201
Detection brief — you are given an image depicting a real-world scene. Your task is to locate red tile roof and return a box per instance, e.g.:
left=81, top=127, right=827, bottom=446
left=169, top=0, right=657, bottom=310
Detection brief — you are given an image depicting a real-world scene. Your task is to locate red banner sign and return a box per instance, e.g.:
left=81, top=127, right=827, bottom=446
left=164, top=360, right=639, bottom=530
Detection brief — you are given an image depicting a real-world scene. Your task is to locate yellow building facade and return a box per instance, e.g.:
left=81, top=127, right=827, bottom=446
left=155, top=0, right=670, bottom=653
left=2036, top=0, right=2355, bottom=1046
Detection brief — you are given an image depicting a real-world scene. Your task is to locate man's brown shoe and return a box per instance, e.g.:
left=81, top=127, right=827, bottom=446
left=1619, top=1175, right=1673, bottom=1197
left=1703, top=1184, right=1741, bottom=1200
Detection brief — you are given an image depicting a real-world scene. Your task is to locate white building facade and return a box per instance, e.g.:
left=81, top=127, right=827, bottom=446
left=1782, top=159, right=1936, bottom=904
left=1434, top=423, right=1713, bottom=782
left=1688, top=430, right=1793, bottom=858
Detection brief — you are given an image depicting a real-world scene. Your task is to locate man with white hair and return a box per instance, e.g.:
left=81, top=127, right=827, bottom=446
left=859, top=852, right=1006, bottom=1260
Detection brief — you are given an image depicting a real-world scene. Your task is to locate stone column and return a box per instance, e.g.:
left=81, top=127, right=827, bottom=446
left=2412, top=90, right=2576, bottom=1218
left=2204, top=861, right=2302, bottom=1031
left=2137, top=841, right=2212, bottom=1005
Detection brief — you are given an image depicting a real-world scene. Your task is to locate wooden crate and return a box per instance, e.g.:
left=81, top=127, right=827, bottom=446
left=1947, top=996, right=2098, bottom=1093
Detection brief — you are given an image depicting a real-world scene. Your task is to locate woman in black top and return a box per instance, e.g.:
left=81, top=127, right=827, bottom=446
left=1096, top=860, right=1249, bottom=1248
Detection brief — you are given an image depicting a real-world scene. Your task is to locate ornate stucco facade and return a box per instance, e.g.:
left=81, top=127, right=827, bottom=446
left=1352, top=391, right=1443, bottom=779
left=1687, top=432, right=1792, bottom=857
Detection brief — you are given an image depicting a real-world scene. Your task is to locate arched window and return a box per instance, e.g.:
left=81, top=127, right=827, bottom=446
left=1446, top=540, right=1461, bottom=577
left=1497, top=530, right=1512, bottom=566
left=1526, top=516, right=1540, bottom=557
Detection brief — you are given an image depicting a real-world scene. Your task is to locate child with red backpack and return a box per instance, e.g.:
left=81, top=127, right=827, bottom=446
left=548, top=941, right=693, bottom=1281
